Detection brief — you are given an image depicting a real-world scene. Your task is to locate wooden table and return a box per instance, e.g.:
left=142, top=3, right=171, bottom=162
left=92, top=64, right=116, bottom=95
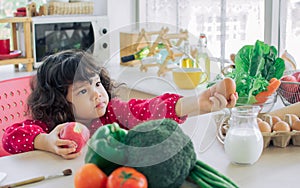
left=0, top=112, right=300, bottom=188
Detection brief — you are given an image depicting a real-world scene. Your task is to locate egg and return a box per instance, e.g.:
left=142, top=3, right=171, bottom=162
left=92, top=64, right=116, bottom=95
left=258, top=121, right=271, bottom=133
left=271, top=116, right=281, bottom=126
left=289, top=114, right=299, bottom=125
left=257, top=117, right=263, bottom=124
left=292, top=120, right=300, bottom=131
left=273, top=121, right=291, bottom=132
left=215, top=77, right=236, bottom=100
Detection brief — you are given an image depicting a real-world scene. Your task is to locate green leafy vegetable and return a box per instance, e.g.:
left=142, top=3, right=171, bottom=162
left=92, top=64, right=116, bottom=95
left=229, top=40, right=285, bottom=104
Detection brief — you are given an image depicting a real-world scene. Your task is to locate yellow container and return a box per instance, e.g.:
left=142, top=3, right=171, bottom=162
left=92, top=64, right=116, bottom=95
left=172, top=68, right=207, bottom=89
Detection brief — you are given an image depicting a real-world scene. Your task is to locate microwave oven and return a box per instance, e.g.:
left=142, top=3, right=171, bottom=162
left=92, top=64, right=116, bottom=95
left=21, top=15, right=110, bottom=68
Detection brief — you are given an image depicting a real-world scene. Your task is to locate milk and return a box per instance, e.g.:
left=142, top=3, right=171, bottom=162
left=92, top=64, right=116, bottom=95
left=224, top=127, right=263, bottom=165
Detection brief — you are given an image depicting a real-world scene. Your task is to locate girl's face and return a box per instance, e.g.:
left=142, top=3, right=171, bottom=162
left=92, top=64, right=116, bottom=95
left=66, top=76, right=109, bottom=125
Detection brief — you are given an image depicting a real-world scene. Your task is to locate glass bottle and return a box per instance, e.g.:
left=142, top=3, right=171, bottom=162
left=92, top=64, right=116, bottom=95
left=196, top=33, right=210, bottom=81
left=141, top=43, right=168, bottom=64
left=224, top=106, right=263, bottom=165
left=180, top=40, right=195, bottom=68
left=121, top=46, right=150, bottom=63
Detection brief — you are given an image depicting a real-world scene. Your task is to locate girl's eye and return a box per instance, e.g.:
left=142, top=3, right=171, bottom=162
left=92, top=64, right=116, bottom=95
left=78, top=89, right=87, bottom=95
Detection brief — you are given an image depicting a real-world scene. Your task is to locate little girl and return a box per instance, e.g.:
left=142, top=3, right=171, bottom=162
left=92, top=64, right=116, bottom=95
left=2, top=50, right=237, bottom=159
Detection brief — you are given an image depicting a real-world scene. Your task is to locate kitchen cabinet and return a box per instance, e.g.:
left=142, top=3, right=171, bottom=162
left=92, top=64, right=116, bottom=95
left=0, top=17, right=33, bottom=72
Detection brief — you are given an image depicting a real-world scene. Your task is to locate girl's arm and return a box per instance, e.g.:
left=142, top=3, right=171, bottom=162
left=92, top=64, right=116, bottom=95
left=101, top=93, right=187, bottom=129
left=2, top=120, right=48, bottom=154
left=175, top=92, right=238, bottom=117
left=175, top=78, right=238, bottom=116
left=102, top=78, right=237, bottom=129
left=3, top=120, right=80, bottom=159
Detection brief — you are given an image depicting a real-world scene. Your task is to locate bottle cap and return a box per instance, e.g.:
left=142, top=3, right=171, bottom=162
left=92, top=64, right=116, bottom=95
left=200, top=33, right=206, bottom=38
left=121, top=55, right=135, bottom=62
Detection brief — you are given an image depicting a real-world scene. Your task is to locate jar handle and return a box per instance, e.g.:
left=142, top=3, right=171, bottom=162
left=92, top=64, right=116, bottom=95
left=216, top=108, right=231, bottom=144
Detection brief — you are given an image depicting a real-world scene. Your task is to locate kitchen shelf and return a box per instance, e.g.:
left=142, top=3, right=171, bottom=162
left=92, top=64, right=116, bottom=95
left=0, top=17, right=33, bottom=72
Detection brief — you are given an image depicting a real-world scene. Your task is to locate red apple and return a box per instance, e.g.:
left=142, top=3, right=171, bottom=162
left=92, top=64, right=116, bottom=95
left=59, top=122, right=90, bottom=153
left=280, top=75, right=298, bottom=92
left=292, top=71, right=300, bottom=82
left=280, top=75, right=300, bottom=104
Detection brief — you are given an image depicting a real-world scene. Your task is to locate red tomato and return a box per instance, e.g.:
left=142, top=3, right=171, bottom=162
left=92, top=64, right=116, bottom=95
left=59, top=122, right=90, bottom=153
left=74, top=163, right=107, bottom=188
left=107, top=167, right=148, bottom=188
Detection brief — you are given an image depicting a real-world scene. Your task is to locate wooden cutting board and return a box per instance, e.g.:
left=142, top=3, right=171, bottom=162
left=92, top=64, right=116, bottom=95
left=269, top=102, right=300, bottom=119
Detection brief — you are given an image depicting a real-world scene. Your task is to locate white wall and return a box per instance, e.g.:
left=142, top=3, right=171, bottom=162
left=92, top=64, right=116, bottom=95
left=94, top=0, right=108, bottom=15
left=94, top=0, right=136, bottom=58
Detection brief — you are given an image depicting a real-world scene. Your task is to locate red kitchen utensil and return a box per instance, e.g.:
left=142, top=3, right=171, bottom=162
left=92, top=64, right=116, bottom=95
left=0, top=50, right=22, bottom=60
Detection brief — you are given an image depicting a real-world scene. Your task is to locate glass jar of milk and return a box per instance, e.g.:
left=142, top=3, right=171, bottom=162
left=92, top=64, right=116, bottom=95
left=224, top=106, right=263, bottom=165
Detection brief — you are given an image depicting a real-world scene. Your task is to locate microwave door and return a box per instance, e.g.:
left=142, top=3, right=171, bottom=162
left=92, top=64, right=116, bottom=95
left=34, top=21, right=95, bottom=66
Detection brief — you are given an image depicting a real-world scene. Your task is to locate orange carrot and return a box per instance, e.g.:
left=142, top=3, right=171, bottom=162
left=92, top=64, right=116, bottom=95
left=269, top=78, right=277, bottom=84
left=255, top=78, right=281, bottom=103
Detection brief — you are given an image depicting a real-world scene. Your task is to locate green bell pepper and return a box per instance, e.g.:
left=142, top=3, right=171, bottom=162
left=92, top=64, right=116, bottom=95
left=85, top=122, right=128, bottom=175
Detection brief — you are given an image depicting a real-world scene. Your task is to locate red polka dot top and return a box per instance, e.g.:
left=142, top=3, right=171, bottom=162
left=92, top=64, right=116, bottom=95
left=2, top=93, right=187, bottom=154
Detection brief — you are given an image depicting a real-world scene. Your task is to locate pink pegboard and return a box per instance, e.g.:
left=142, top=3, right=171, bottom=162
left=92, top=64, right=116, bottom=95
left=0, top=76, right=32, bottom=156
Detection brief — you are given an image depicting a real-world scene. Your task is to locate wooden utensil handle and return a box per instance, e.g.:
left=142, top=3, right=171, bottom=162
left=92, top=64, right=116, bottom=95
left=0, top=176, right=45, bottom=188
left=269, top=102, right=300, bottom=120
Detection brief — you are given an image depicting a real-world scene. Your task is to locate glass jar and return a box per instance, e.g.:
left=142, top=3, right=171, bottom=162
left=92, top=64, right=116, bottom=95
left=196, top=33, right=211, bottom=81
left=224, top=106, right=263, bottom=165
left=180, top=40, right=196, bottom=68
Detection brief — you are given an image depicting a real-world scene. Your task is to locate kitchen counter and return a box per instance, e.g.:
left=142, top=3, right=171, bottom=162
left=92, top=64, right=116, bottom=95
left=106, top=62, right=207, bottom=97
left=0, top=112, right=300, bottom=188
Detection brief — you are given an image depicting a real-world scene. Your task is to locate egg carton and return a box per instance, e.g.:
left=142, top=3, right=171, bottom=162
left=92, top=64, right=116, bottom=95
left=259, top=113, right=300, bottom=148
left=261, top=131, right=300, bottom=148
left=218, top=114, right=300, bottom=148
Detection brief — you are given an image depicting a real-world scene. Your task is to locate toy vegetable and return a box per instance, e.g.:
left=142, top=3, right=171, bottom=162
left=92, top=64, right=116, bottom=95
left=85, top=123, right=128, bottom=175
left=124, top=119, right=238, bottom=188
left=86, top=119, right=239, bottom=188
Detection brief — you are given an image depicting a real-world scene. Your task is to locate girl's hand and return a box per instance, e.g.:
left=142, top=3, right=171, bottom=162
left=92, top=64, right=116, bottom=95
left=226, top=92, right=238, bottom=108
left=209, top=92, right=238, bottom=112
left=34, top=123, right=81, bottom=159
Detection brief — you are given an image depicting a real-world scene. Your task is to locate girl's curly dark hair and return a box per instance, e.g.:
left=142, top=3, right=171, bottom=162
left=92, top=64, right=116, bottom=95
left=28, top=49, right=117, bottom=131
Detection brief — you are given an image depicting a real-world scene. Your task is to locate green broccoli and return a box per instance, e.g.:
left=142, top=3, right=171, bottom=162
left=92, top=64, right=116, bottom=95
left=124, top=119, right=239, bottom=188
left=124, top=119, right=196, bottom=188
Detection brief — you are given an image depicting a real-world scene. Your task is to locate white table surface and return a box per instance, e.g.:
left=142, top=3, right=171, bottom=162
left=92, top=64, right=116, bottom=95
left=1, top=112, right=300, bottom=188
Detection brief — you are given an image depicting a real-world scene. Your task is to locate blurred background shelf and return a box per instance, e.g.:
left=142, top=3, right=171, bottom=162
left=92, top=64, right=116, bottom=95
left=0, top=17, right=33, bottom=72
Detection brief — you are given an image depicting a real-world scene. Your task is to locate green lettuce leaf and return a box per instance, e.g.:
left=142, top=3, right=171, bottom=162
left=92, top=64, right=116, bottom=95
left=230, top=40, right=285, bottom=104
left=261, top=45, right=285, bottom=80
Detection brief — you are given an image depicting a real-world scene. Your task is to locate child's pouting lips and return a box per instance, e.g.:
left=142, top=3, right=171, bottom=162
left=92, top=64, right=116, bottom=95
left=96, top=102, right=106, bottom=108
